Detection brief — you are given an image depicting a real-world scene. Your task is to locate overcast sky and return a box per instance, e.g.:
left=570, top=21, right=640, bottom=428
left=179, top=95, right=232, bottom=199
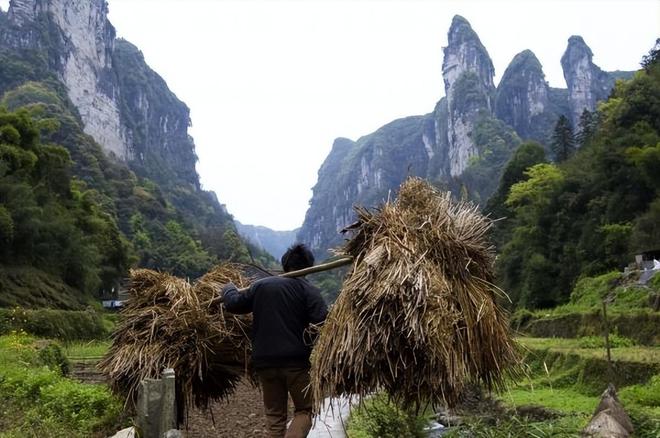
left=2, top=0, right=658, bottom=230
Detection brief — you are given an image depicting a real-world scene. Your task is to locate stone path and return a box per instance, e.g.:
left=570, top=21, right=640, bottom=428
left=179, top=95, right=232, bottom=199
left=308, top=397, right=355, bottom=438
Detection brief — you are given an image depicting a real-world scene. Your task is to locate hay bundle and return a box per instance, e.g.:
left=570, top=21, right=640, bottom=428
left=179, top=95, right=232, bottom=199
left=98, top=263, right=253, bottom=421
left=310, top=177, right=520, bottom=411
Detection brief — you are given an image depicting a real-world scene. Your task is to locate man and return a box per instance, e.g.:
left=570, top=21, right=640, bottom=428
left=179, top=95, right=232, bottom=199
left=223, top=243, right=328, bottom=438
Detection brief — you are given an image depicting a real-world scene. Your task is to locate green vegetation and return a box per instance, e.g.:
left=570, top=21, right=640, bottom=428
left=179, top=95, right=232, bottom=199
left=518, top=337, right=659, bottom=362
left=347, top=393, right=431, bottom=438
left=452, top=72, right=490, bottom=113
left=551, top=115, right=575, bottom=162
left=515, top=310, right=660, bottom=346
left=447, top=338, right=660, bottom=437
left=511, top=270, right=660, bottom=345
left=0, top=333, right=122, bottom=437
left=0, top=308, right=112, bottom=341
left=0, top=103, right=130, bottom=299
left=63, top=340, right=110, bottom=361
left=0, top=265, right=88, bottom=309
left=458, top=114, right=521, bottom=204
left=0, top=79, right=269, bottom=305
left=490, top=46, right=660, bottom=309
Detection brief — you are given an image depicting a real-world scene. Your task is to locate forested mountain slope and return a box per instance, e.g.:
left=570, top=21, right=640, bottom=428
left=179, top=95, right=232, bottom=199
left=490, top=43, right=660, bottom=308
left=0, top=0, right=270, bottom=308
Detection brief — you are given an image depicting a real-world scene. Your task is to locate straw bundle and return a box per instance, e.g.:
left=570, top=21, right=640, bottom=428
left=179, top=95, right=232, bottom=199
left=98, top=263, right=253, bottom=421
left=310, top=177, right=520, bottom=411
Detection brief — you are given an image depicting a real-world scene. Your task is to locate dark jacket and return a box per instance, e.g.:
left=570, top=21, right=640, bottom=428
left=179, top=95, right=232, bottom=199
left=223, top=276, right=328, bottom=368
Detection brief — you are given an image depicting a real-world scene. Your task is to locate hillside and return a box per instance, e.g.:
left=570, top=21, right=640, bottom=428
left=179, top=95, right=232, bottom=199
left=0, top=0, right=268, bottom=307
left=234, top=221, right=298, bottom=261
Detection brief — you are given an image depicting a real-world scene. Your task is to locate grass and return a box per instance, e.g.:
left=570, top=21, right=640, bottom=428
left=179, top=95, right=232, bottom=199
left=445, top=415, right=586, bottom=437
left=64, top=340, right=110, bottom=361
left=518, top=337, right=660, bottom=363
left=443, top=332, right=660, bottom=437
left=347, top=393, right=431, bottom=438
left=0, top=332, right=123, bottom=437
left=516, top=270, right=657, bottom=319
left=502, top=387, right=597, bottom=414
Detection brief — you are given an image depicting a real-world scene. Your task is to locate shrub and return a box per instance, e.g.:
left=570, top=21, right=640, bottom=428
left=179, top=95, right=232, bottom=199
left=0, top=308, right=109, bottom=341
left=576, top=333, right=636, bottom=348
left=0, top=333, right=122, bottom=436
left=38, top=342, right=70, bottom=375
left=570, top=271, right=622, bottom=307
left=347, top=393, right=430, bottom=438
left=620, top=374, right=660, bottom=407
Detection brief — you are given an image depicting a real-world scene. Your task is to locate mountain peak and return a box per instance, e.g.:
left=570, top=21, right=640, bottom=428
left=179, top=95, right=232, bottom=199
left=562, top=35, right=594, bottom=66
left=509, top=50, right=543, bottom=73
left=561, top=35, right=612, bottom=127
left=495, top=49, right=551, bottom=140
left=447, top=15, right=482, bottom=46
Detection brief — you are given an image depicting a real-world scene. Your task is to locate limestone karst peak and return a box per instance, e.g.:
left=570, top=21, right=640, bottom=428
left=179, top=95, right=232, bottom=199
left=503, top=50, right=545, bottom=78
left=495, top=49, right=551, bottom=140
left=562, top=35, right=595, bottom=66
left=561, top=35, right=612, bottom=127
left=515, top=49, right=541, bottom=65
left=447, top=15, right=482, bottom=47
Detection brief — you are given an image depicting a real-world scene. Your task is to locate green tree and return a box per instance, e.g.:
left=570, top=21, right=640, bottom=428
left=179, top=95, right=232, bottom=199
left=641, top=38, right=659, bottom=72
left=576, top=109, right=598, bottom=147
left=151, top=220, right=214, bottom=278
left=630, top=197, right=660, bottom=253
left=0, top=205, right=13, bottom=246
left=551, top=115, right=575, bottom=162
left=494, top=41, right=660, bottom=309
left=498, top=164, right=565, bottom=307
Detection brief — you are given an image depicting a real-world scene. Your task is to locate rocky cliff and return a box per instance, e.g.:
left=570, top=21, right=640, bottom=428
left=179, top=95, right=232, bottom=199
left=495, top=50, right=556, bottom=142
left=298, top=118, right=430, bottom=254
left=1, top=0, right=197, bottom=188
left=0, top=0, right=252, bottom=280
left=442, top=15, right=495, bottom=177
left=561, top=35, right=616, bottom=129
left=298, top=16, right=631, bottom=258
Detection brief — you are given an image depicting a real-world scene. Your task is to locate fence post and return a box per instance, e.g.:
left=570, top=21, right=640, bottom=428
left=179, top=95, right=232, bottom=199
left=136, top=368, right=178, bottom=438
left=160, top=368, right=177, bottom=434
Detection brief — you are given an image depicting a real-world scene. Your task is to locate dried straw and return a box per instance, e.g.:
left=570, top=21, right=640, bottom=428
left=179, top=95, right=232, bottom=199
left=310, top=177, right=520, bottom=411
left=98, top=263, right=253, bottom=423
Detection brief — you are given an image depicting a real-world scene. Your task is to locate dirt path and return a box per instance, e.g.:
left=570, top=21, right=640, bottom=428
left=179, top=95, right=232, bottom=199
left=183, top=381, right=351, bottom=437
left=182, top=381, right=268, bottom=437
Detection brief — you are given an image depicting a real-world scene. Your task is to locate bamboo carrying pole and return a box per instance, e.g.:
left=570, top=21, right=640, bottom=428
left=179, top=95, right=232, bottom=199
left=218, top=256, right=354, bottom=297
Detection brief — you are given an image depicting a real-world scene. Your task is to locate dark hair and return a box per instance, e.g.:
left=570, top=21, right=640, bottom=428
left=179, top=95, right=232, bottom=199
left=281, top=243, right=314, bottom=272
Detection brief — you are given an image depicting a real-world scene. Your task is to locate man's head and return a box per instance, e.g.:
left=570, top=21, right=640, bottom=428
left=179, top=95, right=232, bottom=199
left=281, top=243, right=314, bottom=273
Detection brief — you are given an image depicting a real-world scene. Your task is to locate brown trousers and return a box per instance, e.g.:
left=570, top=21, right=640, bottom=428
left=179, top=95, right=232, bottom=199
left=257, top=367, right=313, bottom=438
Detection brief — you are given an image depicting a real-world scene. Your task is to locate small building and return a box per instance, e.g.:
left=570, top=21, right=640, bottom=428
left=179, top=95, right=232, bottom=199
left=635, top=249, right=660, bottom=270
left=102, top=299, right=124, bottom=309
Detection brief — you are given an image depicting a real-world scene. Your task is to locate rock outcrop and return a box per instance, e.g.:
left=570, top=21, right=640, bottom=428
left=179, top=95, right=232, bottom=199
left=495, top=50, right=556, bottom=142
left=2, top=0, right=198, bottom=188
left=583, top=384, right=633, bottom=437
left=561, top=36, right=615, bottom=129
left=298, top=117, right=429, bottom=255
left=441, top=15, right=495, bottom=176
left=298, top=18, right=629, bottom=258
left=5, top=0, right=128, bottom=159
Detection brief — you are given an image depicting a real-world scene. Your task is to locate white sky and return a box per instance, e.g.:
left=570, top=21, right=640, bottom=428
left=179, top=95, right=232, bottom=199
left=1, top=0, right=658, bottom=230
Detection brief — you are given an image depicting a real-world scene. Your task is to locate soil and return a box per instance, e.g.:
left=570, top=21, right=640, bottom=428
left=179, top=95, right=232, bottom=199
left=183, top=380, right=269, bottom=437
left=73, top=361, right=270, bottom=437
